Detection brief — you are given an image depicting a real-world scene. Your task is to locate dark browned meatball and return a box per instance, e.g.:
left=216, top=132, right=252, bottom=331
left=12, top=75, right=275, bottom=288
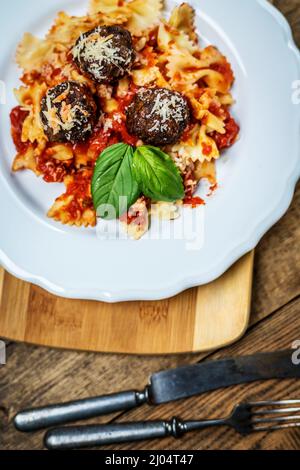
left=126, top=88, right=190, bottom=146
left=40, top=81, right=98, bottom=143
left=72, top=25, right=135, bottom=84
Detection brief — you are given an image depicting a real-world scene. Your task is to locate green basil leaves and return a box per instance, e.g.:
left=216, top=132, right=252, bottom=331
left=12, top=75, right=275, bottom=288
left=91, top=143, right=140, bottom=220
left=132, top=146, right=184, bottom=202
left=91, top=143, right=184, bottom=219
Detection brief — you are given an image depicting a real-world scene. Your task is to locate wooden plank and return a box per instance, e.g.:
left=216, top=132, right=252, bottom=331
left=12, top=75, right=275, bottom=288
left=0, top=272, right=31, bottom=342
left=0, top=252, right=253, bottom=354
left=193, top=252, right=254, bottom=350
left=272, top=0, right=300, bottom=44
left=251, top=183, right=300, bottom=324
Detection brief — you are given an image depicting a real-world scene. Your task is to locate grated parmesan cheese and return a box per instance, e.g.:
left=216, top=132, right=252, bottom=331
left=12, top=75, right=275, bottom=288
left=146, top=90, right=187, bottom=133
left=42, top=84, right=93, bottom=140
left=73, top=29, right=131, bottom=81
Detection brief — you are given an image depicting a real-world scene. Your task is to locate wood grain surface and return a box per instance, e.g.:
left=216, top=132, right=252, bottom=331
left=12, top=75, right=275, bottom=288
left=0, top=252, right=254, bottom=355
left=0, top=0, right=299, bottom=450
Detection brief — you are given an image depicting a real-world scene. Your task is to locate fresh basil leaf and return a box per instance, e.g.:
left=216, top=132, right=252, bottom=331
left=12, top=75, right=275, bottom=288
left=132, top=146, right=184, bottom=202
left=91, top=143, right=140, bottom=220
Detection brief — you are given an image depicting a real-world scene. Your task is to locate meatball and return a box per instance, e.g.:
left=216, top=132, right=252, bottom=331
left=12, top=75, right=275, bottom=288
left=126, top=88, right=190, bottom=146
left=72, top=25, right=135, bottom=84
left=40, top=81, right=97, bottom=143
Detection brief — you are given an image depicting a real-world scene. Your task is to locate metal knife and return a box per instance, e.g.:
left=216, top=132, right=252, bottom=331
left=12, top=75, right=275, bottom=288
left=14, top=350, right=299, bottom=432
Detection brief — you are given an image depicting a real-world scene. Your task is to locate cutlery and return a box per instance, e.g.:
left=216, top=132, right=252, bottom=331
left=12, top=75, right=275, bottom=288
left=14, top=350, right=300, bottom=432
left=44, top=400, right=300, bottom=449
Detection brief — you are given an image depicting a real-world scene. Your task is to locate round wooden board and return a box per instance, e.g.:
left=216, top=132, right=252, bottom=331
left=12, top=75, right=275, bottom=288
left=0, top=252, right=254, bottom=354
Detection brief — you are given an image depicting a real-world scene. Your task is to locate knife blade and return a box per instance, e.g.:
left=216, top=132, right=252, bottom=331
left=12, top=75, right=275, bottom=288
left=14, top=350, right=299, bottom=432
left=150, top=349, right=299, bottom=403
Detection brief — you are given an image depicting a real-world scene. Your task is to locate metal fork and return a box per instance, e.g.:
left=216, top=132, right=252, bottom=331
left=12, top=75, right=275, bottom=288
left=44, top=399, right=300, bottom=450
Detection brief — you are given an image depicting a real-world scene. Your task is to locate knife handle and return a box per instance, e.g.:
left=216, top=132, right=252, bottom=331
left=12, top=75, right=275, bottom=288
left=45, top=418, right=186, bottom=450
left=14, top=389, right=149, bottom=432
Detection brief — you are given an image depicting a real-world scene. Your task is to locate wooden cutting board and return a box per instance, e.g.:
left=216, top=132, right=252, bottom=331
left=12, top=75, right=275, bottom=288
left=0, top=251, right=254, bottom=354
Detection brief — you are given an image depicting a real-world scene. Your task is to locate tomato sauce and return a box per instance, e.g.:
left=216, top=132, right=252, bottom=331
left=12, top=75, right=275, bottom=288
left=148, top=27, right=159, bottom=48
left=212, top=115, right=240, bottom=150
left=36, top=149, right=74, bottom=183
left=209, top=104, right=240, bottom=150
left=201, top=143, right=212, bottom=156
left=117, top=83, right=138, bottom=114
left=207, top=182, right=218, bottom=197
left=181, top=121, right=196, bottom=142
left=183, top=196, right=206, bottom=207
left=208, top=102, right=225, bottom=119
left=65, top=170, right=94, bottom=219
left=210, top=62, right=234, bottom=86
left=111, top=118, right=138, bottom=146
left=10, top=106, right=30, bottom=154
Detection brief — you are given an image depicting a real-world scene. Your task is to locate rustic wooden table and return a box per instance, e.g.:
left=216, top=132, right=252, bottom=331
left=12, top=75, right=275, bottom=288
left=0, top=0, right=299, bottom=451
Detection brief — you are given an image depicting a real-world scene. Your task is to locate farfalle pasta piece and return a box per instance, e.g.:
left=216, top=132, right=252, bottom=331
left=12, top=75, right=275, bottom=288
left=218, top=93, right=235, bottom=106
left=14, top=83, right=47, bottom=145
left=198, top=125, right=220, bottom=162
left=12, top=146, right=37, bottom=174
left=60, top=63, right=97, bottom=93
left=166, top=45, right=233, bottom=93
left=157, top=21, right=198, bottom=55
left=16, top=33, right=54, bottom=73
left=172, top=124, right=220, bottom=165
left=48, top=171, right=96, bottom=227
left=169, top=3, right=198, bottom=43
left=46, top=10, right=128, bottom=47
left=45, top=144, right=74, bottom=162
left=126, top=0, right=163, bottom=36
left=16, top=11, right=128, bottom=75
left=89, top=0, right=131, bottom=15
left=131, top=66, right=161, bottom=86
left=188, top=96, right=226, bottom=134
left=194, top=160, right=217, bottom=184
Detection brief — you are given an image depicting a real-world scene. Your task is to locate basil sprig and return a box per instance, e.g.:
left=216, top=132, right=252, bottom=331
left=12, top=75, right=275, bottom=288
left=91, top=143, right=184, bottom=219
left=91, top=143, right=139, bottom=220
left=132, top=146, right=184, bottom=202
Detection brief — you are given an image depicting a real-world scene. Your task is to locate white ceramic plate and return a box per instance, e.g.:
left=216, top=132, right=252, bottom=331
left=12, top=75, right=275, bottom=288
left=0, top=0, right=299, bottom=302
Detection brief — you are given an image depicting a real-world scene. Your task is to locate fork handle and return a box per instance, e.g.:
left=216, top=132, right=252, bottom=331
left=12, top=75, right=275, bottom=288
left=45, top=418, right=225, bottom=450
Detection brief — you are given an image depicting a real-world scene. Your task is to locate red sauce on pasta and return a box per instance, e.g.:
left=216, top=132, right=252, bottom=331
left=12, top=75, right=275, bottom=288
left=65, top=170, right=94, bottom=219
left=208, top=104, right=240, bottom=150
left=86, top=133, right=120, bottom=160
left=117, top=83, right=138, bottom=113
left=181, top=122, right=196, bottom=142
left=201, top=143, right=213, bottom=156
left=210, top=62, right=234, bottom=86
left=36, top=148, right=74, bottom=183
left=207, top=182, right=218, bottom=196
left=111, top=118, right=138, bottom=146
left=183, top=196, right=206, bottom=207
left=212, top=115, right=240, bottom=150
left=10, top=106, right=30, bottom=154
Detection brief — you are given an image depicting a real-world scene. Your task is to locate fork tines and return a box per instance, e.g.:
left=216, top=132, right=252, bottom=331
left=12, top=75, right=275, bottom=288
left=248, top=400, right=300, bottom=432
